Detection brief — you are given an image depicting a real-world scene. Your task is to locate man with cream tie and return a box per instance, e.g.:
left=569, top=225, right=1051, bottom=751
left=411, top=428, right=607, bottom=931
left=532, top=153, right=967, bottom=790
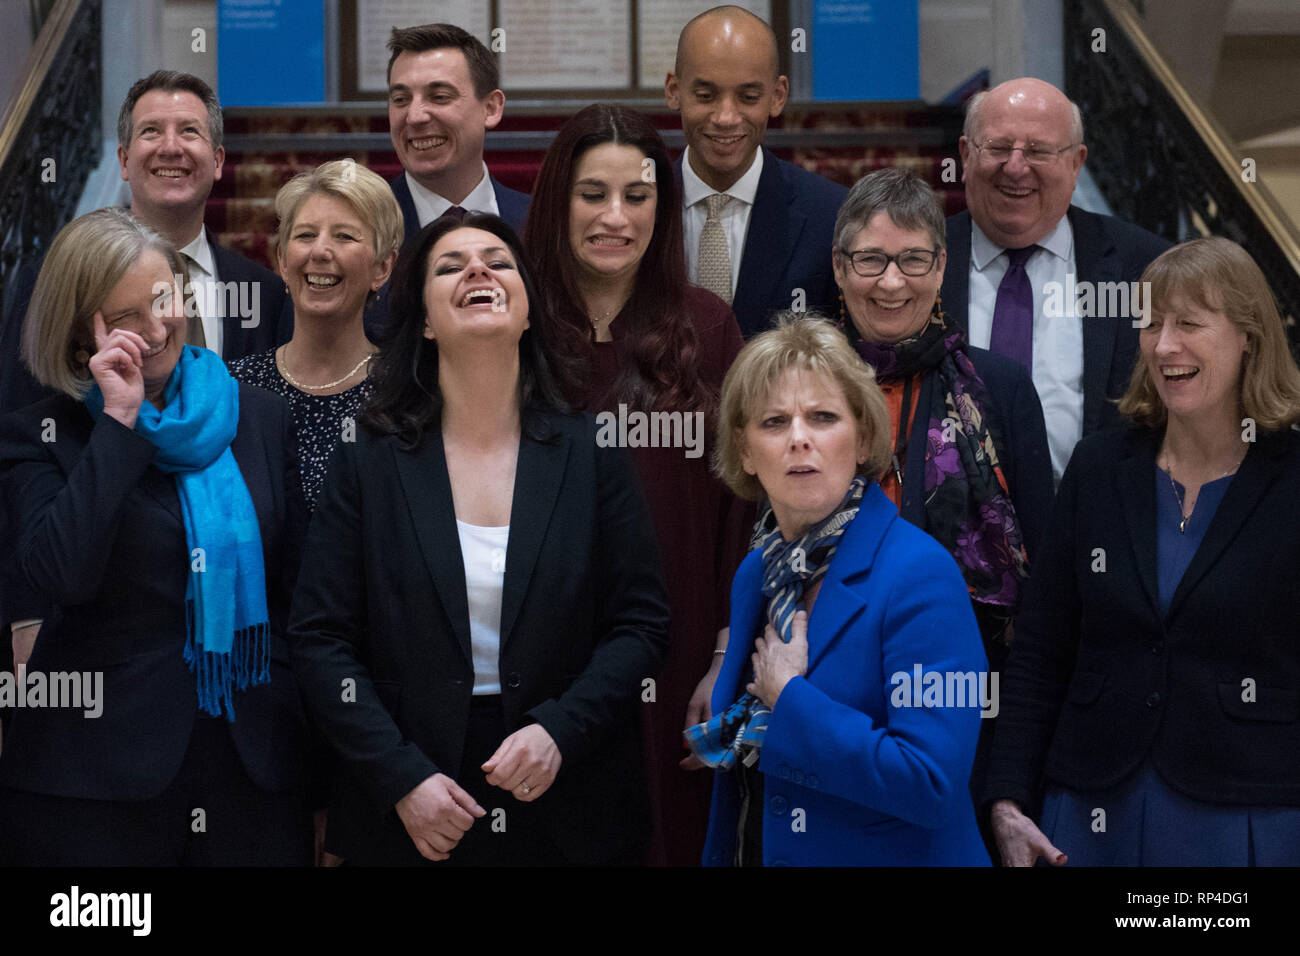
left=666, top=6, right=845, bottom=340
left=942, top=77, right=1170, bottom=481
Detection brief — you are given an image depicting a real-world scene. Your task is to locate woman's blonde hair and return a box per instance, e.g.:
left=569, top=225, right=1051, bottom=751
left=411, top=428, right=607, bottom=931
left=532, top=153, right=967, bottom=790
left=714, top=312, right=893, bottom=501
left=274, top=159, right=403, bottom=265
left=22, top=207, right=188, bottom=399
left=1118, top=237, right=1300, bottom=430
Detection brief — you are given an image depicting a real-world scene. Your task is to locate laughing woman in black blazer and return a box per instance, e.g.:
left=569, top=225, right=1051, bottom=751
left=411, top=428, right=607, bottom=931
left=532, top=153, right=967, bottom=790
left=0, top=208, right=311, bottom=865
left=289, top=212, right=669, bottom=866
left=987, top=238, right=1300, bottom=866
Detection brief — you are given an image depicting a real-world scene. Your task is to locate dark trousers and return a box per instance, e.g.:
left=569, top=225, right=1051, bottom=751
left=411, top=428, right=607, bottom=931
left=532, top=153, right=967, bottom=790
left=0, top=714, right=311, bottom=866
left=441, top=695, right=566, bottom=867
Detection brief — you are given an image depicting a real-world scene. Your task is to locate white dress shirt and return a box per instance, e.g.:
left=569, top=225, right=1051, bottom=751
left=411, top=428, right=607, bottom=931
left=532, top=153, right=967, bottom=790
left=966, top=216, right=1082, bottom=483
left=406, top=164, right=500, bottom=229
left=456, top=519, right=510, bottom=696
left=681, top=146, right=764, bottom=298
left=178, top=229, right=221, bottom=357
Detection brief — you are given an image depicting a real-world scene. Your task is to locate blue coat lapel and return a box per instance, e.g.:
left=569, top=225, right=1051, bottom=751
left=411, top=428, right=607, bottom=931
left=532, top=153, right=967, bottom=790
left=713, top=483, right=898, bottom=709
left=804, top=484, right=895, bottom=672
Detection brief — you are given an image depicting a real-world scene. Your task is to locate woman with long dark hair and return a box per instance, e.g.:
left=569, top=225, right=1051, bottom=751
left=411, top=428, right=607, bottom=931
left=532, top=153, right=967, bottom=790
left=525, top=104, right=750, bottom=865
left=289, top=212, right=669, bottom=865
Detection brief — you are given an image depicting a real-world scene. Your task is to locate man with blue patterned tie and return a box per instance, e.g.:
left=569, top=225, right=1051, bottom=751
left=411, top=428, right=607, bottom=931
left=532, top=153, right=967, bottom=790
left=941, top=78, right=1170, bottom=481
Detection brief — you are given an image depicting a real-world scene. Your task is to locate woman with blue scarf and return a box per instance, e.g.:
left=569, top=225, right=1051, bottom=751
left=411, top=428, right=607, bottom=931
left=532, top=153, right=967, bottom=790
left=0, top=207, right=313, bottom=865
left=687, top=314, right=989, bottom=865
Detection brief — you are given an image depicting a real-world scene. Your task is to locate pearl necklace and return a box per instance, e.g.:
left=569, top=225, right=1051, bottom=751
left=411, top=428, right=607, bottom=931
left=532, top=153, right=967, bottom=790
left=276, top=345, right=373, bottom=391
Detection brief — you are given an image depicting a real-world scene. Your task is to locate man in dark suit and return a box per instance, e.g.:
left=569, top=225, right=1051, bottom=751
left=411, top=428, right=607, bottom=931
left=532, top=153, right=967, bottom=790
left=665, top=6, right=845, bottom=339
left=941, top=77, right=1170, bottom=480
left=113, top=71, right=289, bottom=362
left=384, top=23, right=530, bottom=244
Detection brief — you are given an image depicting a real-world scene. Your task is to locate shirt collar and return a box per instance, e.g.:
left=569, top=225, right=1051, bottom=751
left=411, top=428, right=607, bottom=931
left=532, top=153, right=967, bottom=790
left=681, top=146, right=764, bottom=209
left=405, top=164, right=499, bottom=224
left=970, top=212, right=1073, bottom=270
left=178, top=228, right=216, bottom=279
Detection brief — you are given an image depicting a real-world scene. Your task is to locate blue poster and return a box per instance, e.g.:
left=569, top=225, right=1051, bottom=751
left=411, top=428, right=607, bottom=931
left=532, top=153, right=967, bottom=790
left=218, top=0, right=324, bottom=106
left=812, top=1, right=919, bottom=101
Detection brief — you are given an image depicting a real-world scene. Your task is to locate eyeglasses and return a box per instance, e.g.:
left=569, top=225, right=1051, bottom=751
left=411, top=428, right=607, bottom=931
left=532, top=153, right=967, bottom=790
left=972, top=140, right=1079, bottom=166
left=839, top=248, right=939, bottom=278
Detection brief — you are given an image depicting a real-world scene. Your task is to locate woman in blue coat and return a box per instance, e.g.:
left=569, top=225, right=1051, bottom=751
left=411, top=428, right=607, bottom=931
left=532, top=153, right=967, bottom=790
left=687, top=314, right=990, bottom=865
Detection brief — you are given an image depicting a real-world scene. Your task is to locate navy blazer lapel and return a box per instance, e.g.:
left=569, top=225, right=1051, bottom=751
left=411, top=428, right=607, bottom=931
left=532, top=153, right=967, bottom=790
left=734, top=150, right=800, bottom=335
left=208, top=237, right=247, bottom=358
left=941, top=211, right=973, bottom=334
left=490, top=177, right=530, bottom=234
left=1069, top=207, right=1123, bottom=434
left=1116, top=429, right=1161, bottom=617
left=499, top=422, right=568, bottom=648
left=390, top=174, right=422, bottom=251
left=392, top=432, right=473, bottom=664
left=1167, top=430, right=1289, bottom=621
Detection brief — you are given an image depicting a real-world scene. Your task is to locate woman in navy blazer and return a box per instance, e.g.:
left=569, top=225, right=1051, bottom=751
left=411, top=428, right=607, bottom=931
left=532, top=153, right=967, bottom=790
left=829, top=170, right=1052, bottom=858
left=288, top=213, right=669, bottom=865
left=987, top=238, right=1300, bottom=866
left=688, top=314, right=989, bottom=865
left=0, top=208, right=312, bottom=865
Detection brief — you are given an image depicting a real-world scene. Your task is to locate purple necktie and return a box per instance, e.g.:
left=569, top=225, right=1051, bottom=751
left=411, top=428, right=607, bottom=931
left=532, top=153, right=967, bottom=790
left=989, top=245, right=1037, bottom=372
left=441, top=205, right=468, bottom=223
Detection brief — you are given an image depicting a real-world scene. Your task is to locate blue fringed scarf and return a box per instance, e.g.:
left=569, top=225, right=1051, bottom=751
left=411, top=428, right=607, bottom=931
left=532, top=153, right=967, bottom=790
left=683, top=476, right=867, bottom=769
left=86, top=345, right=270, bottom=720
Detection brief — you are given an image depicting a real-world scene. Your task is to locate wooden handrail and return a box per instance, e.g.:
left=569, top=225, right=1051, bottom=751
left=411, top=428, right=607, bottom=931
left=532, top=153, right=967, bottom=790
left=0, top=0, right=84, bottom=177
left=1103, top=0, right=1300, bottom=274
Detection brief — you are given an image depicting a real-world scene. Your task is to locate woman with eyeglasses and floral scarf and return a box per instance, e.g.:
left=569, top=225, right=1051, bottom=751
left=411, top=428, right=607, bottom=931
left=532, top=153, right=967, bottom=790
left=829, top=168, right=1055, bottom=861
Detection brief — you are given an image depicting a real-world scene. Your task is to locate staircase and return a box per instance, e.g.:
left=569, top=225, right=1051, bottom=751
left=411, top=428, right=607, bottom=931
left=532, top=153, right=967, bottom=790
left=211, top=104, right=969, bottom=271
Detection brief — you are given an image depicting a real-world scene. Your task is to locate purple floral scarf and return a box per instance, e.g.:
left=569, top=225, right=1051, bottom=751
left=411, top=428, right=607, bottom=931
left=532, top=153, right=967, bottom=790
left=840, top=299, right=1028, bottom=645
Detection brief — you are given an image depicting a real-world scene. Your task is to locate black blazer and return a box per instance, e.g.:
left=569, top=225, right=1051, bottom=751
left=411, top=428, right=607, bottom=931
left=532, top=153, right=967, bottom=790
left=899, top=345, right=1055, bottom=561
left=941, top=206, right=1171, bottom=437
left=674, top=148, right=847, bottom=340
left=208, top=230, right=294, bottom=359
left=986, top=425, right=1300, bottom=812
left=0, top=386, right=310, bottom=800
left=288, top=411, right=670, bottom=865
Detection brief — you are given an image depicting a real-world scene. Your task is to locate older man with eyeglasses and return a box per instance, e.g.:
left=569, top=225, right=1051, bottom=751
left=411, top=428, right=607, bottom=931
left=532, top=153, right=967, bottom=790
left=942, top=78, right=1170, bottom=482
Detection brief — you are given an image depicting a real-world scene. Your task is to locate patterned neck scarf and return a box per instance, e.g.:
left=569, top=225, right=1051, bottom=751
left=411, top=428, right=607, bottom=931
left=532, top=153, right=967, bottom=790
left=683, top=477, right=867, bottom=770
left=839, top=295, right=1028, bottom=645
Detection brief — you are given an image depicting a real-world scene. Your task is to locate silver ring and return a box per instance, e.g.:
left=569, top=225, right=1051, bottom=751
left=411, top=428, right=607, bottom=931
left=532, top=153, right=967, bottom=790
left=521, top=783, right=532, bottom=794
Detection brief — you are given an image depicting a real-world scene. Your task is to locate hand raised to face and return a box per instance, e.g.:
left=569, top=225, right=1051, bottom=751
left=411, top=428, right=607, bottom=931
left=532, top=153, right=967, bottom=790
left=89, top=310, right=148, bottom=429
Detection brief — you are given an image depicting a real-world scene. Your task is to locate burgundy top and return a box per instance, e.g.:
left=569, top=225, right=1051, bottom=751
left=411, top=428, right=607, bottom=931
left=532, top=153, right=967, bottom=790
left=587, top=285, right=752, bottom=866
